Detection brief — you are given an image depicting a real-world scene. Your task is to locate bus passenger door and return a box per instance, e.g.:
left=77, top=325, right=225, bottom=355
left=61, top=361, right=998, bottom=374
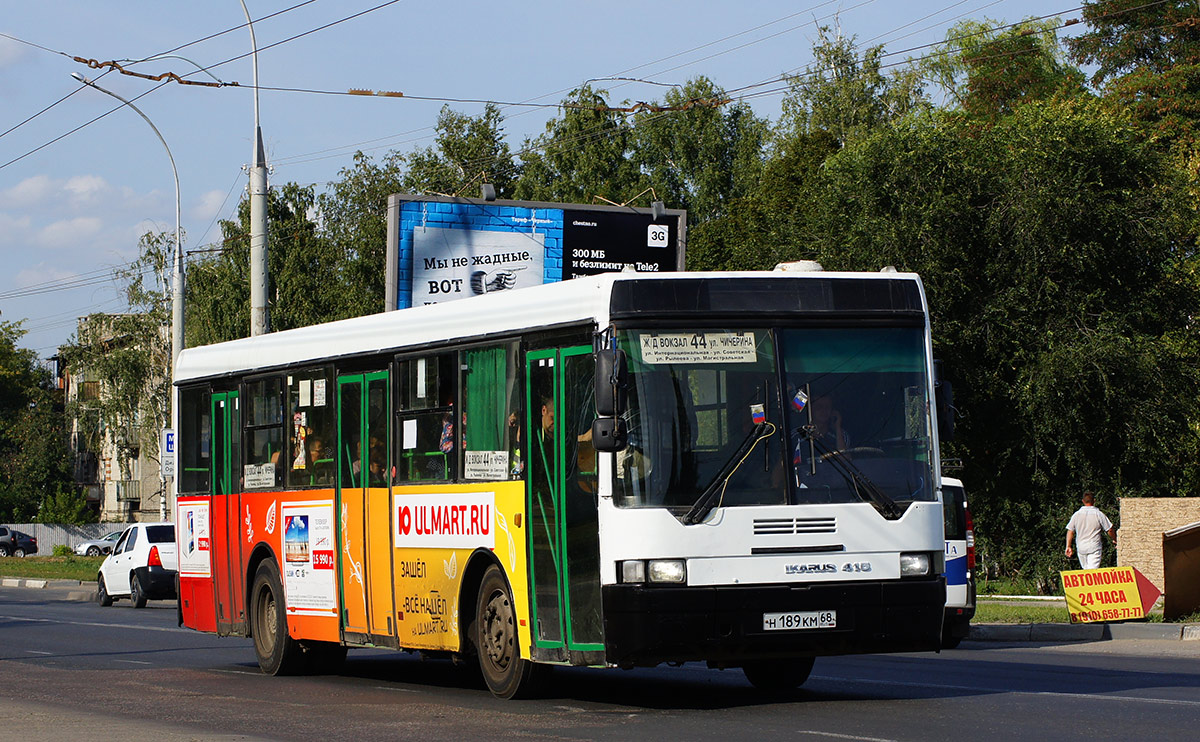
left=526, top=346, right=603, bottom=659
left=337, top=372, right=395, bottom=645
left=211, top=391, right=245, bottom=636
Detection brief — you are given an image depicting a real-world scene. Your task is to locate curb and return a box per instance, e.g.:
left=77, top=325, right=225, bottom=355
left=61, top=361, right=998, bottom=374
left=970, top=621, right=1200, bottom=642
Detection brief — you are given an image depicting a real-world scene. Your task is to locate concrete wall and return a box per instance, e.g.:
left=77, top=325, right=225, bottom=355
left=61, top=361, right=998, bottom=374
left=1118, top=497, right=1200, bottom=592
left=7, top=523, right=118, bottom=555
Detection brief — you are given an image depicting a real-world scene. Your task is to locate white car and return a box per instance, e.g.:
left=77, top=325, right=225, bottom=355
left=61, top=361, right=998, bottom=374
left=97, top=523, right=178, bottom=608
left=74, top=531, right=123, bottom=556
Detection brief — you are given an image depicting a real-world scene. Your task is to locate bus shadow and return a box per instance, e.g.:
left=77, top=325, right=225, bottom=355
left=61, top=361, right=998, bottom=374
left=334, top=650, right=1200, bottom=710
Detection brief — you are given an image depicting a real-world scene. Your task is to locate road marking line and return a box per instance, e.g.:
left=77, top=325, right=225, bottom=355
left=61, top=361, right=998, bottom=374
left=374, top=686, right=419, bottom=693
left=815, top=675, right=1200, bottom=708
left=796, top=732, right=896, bottom=742
left=115, top=659, right=152, bottom=665
left=25, top=650, right=53, bottom=655
left=0, top=614, right=189, bottom=634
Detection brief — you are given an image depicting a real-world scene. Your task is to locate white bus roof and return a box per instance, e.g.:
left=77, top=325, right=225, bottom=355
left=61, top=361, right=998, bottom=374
left=174, top=270, right=923, bottom=384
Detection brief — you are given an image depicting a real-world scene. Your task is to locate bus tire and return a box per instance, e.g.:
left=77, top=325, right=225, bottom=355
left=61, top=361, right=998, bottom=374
left=251, top=559, right=302, bottom=675
left=743, top=656, right=815, bottom=692
left=475, top=564, right=533, bottom=699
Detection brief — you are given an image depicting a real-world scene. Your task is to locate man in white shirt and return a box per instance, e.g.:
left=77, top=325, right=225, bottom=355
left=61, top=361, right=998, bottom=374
left=1064, top=492, right=1117, bottom=569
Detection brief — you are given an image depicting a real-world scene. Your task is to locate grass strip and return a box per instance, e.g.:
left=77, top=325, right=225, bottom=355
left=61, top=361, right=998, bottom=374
left=0, top=555, right=103, bottom=582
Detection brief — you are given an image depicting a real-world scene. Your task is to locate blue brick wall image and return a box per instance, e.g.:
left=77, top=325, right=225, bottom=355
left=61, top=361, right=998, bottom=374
left=397, top=201, right=564, bottom=309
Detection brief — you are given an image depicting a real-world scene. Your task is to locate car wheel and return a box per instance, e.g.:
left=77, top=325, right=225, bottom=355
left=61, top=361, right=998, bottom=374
left=476, top=564, right=534, bottom=699
left=0, top=545, right=9, bottom=557
left=130, top=573, right=148, bottom=608
left=251, top=559, right=302, bottom=675
left=13, top=548, right=25, bottom=558
left=743, top=657, right=816, bottom=693
left=97, top=575, right=113, bottom=607
left=86, top=546, right=101, bottom=557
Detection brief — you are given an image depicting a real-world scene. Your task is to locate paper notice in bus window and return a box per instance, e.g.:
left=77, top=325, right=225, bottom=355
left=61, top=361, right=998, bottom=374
left=465, top=450, right=508, bottom=479
left=244, top=463, right=275, bottom=489
left=299, top=379, right=312, bottom=407
left=639, top=332, right=757, bottom=364
left=403, top=419, right=417, bottom=450
left=313, top=379, right=326, bottom=407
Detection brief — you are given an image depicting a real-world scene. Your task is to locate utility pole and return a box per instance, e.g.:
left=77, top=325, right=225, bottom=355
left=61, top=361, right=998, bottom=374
left=242, top=0, right=270, bottom=336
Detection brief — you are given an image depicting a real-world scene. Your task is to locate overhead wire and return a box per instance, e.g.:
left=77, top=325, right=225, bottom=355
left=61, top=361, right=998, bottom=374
left=0, top=0, right=320, bottom=143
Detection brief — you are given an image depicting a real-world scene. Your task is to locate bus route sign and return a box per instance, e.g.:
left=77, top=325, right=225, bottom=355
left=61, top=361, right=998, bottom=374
left=1060, top=566, right=1161, bottom=624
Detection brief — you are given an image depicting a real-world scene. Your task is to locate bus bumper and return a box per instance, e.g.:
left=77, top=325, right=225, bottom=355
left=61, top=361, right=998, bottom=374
left=601, top=577, right=945, bottom=668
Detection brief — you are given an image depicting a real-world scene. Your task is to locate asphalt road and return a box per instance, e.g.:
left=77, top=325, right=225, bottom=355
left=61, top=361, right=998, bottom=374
left=2, top=585, right=1198, bottom=741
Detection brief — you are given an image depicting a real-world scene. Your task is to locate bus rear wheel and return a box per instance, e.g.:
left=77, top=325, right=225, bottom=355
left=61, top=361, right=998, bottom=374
left=743, top=657, right=815, bottom=692
left=251, top=559, right=302, bottom=675
left=476, top=564, right=533, bottom=699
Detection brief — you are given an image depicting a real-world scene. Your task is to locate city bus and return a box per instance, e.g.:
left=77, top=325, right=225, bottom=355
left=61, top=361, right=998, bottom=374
left=173, top=267, right=948, bottom=698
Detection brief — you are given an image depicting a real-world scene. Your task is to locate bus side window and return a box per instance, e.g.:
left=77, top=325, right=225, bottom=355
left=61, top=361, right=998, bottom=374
left=179, top=385, right=211, bottom=494
left=461, top=343, right=520, bottom=481
left=285, top=368, right=335, bottom=489
left=394, top=353, right=457, bottom=483
left=244, top=376, right=284, bottom=488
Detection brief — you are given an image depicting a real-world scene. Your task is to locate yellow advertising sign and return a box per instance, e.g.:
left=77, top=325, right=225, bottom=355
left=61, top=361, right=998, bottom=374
left=1060, top=566, right=1159, bottom=624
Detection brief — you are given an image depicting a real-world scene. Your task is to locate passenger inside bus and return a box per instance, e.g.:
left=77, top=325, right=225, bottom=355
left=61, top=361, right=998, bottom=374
left=307, top=436, right=335, bottom=486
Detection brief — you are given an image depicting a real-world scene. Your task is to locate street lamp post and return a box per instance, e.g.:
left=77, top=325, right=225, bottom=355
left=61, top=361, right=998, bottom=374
left=72, top=72, right=183, bottom=522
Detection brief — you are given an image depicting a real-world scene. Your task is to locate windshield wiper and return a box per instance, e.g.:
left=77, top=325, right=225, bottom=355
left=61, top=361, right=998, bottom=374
left=802, top=430, right=903, bottom=519
left=683, top=422, right=769, bottom=525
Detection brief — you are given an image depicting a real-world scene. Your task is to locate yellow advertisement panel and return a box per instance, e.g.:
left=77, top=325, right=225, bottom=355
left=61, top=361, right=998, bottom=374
left=391, top=481, right=529, bottom=654
left=1061, top=567, right=1145, bottom=623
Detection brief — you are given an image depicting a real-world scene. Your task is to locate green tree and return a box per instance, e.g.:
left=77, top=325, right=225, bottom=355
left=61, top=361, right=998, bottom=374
left=1067, top=0, right=1200, bottom=148
left=403, top=104, right=518, bottom=197
left=317, top=153, right=405, bottom=320
left=631, top=77, right=768, bottom=224
left=923, top=18, right=1086, bottom=120
left=0, top=321, right=72, bottom=521
left=62, top=233, right=173, bottom=488
left=779, top=25, right=926, bottom=147
left=803, top=98, right=1199, bottom=585
left=36, top=485, right=94, bottom=525
left=189, top=182, right=337, bottom=345
left=513, top=85, right=643, bottom=204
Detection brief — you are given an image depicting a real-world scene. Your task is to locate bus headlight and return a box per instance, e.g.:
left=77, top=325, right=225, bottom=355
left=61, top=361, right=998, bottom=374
left=899, top=552, right=931, bottom=577
left=648, top=559, right=686, bottom=584
left=619, top=560, right=646, bottom=583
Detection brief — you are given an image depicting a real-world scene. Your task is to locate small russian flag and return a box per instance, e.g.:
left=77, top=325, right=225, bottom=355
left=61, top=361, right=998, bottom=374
left=791, top=388, right=808, bottom=413
left=750, top=404, right=766, bottom=425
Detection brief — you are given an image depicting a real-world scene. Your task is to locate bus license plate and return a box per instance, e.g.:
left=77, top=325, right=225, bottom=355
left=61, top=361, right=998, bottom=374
left=763, top=610, right=836, bottom=631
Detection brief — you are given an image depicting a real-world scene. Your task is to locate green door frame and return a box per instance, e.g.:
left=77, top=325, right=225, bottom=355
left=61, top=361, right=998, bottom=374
left=525, top=345, right=603, bottom=653
left=335, top=371, right=389, bottom=640
left=210, top=390, right=238, bottom=634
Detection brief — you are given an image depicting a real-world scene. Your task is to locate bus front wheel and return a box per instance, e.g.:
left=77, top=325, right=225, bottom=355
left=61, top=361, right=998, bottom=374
left=475, top=564, right=533, bottom=699
left=743, top=656, right=815, bottom=692
left=251, top=559, right=302, bottom=675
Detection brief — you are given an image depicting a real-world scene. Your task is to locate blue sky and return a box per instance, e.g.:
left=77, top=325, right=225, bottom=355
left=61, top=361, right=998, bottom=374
left=0, top=0, right=1085, bottom=359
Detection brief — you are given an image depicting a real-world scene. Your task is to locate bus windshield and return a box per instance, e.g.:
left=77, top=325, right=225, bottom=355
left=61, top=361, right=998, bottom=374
left=612, top=327, right=935, bottom=512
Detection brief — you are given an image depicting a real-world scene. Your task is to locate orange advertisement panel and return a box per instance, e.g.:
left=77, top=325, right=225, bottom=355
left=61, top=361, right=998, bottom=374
left=1061, top=566, right=1158, bottom=624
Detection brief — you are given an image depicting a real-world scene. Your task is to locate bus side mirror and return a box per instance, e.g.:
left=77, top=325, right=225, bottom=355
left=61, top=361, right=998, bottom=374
left=595, top=349, right=627, bottom=417
left=934, top=360, right=955, bottom=442
left=591, top=417, right=628, bottom=453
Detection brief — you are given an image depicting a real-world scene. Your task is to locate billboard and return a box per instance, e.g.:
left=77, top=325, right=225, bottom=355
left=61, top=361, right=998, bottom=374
left=385, top=194, right=686, bottom=309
